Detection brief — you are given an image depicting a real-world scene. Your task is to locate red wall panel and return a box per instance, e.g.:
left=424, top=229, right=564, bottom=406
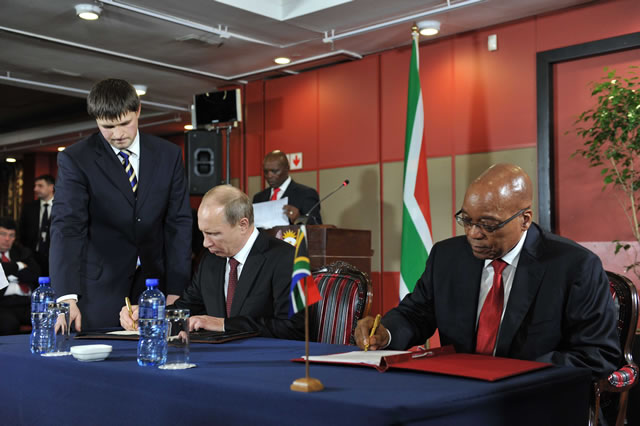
left=554, top=49, right=638, bottom=241
left=245, top=81, right=265, bottom=177
left=452, top=21, right=537, bottom=154
left=265, top=72, right=319, bottom=170
left=318, top=56, right=380, bottom=168
left=536, top=0, right=640, bottom=52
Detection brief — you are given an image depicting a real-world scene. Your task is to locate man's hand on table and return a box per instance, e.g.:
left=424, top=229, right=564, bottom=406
left=62, top=299, right=82, bottom=332
left=189, top=315, right=224, bottom=332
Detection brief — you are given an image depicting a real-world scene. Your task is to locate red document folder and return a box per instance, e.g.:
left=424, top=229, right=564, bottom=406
left=294, top=345, right=551, bottom=382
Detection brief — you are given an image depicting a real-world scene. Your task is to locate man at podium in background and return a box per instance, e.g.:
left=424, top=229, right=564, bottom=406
left=355, top=163, right=620, bottom=379
left=253, top=150, right=322, bottom=225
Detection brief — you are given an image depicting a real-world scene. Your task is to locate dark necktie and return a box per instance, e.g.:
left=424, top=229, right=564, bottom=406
left=475, top=259, right=508, bottom=355
left=270, top=187, right=280, bottom=201
left=38, top=203, right=50, bottom=255
left=226, top=257, right=240, bottom=317
left=118, top=150, right=138, bottom=195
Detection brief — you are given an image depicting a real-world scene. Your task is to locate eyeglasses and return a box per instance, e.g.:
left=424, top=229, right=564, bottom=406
left=454, top=207, right=529, bottom=233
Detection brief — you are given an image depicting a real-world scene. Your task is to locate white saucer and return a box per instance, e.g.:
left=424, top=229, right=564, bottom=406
left=70, top=344, right=112, bottom=362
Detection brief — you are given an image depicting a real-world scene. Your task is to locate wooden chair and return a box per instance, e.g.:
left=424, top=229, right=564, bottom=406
left=591, top=271, right=639, bottom=426
left=310, top=261, right=373, bottom=345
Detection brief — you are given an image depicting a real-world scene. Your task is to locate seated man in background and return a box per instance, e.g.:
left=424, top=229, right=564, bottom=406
left=0, top=217, right=41, bottom=335
left=253, top=150, right=322, bottom=225
left=121, top=185, right=304, bottom=340
left=356, top=163, right=620, bottom=379
left=19, top=174, right=55, bottom=276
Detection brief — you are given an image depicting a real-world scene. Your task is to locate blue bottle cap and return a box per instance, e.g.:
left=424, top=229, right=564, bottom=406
left=38, top=277, right=51, bottom=284
left=145, top=278, right=159, bottom=287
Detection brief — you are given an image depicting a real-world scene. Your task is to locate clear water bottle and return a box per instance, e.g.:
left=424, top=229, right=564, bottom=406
left=30, top=277, right=56, bottom=354
left=137, top=278, right=167, bottom=366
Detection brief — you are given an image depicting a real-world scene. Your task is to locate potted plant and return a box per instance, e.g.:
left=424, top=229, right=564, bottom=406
left=572, top=66, right=640, bottom=280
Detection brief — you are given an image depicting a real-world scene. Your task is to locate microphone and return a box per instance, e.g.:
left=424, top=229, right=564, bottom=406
left=294, top=179, right=349, bottom=225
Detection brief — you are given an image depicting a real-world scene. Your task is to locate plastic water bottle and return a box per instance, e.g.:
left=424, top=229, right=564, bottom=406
left=30, top=277, right=56, bottom=354
left=137, top=278, right=167, bottom=366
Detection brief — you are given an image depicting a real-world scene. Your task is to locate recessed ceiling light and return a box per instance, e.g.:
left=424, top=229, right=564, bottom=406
left=133, top=84, right=147, bottom=96
left=75, top=4, right=102, bottom=21
left=5, top=157, right=17, bottom=163
left=184, top=124, right=194, bottom=130
left=274, top=57, right=291, bottom=65
left=417, top=20, right=440, bottom=37
left=57, top=147, right=66, bottom=152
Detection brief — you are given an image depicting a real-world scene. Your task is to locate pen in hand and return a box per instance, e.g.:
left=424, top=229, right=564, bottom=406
left=125, top=297, right=137, bottom=331
left=364, top=314, right=382, bottom=352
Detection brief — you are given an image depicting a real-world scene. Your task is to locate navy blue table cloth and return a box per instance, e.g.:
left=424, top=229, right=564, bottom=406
left=0, top=334, right=590, bottom=425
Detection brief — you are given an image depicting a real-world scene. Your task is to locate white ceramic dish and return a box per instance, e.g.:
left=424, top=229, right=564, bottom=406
left=70, top=344, right=112, bottom=362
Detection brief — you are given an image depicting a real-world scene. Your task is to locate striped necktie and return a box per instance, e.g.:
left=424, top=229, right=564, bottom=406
left=475, top=259, right=507, bottom=355
left=118, top=150, right=138, bottom=194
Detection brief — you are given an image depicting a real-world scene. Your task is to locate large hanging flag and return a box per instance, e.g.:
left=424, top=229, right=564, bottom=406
left=399, top=28, right=433, bottom=300
left=290, top=225, right=321, bottom=316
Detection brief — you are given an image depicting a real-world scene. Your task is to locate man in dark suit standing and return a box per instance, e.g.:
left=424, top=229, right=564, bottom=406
left=253, top=150, right=322, bottom=225
left=356, top=164, right=620, bottom=378
left=0, top=217, right=41, bottom=335
left=119, top=185, right=303, bottom=340
left=19, top=174, right=55, bottom=275
left=50, top=78, right=192, bottom=331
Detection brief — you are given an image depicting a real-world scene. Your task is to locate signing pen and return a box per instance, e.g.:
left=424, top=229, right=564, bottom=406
left=125, top=296, right=137, bottom=331
left=364, top=314, right=382, bottom=352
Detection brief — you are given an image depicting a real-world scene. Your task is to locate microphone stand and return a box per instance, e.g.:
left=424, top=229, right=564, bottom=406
left=294, top=180, right=349, bottom=225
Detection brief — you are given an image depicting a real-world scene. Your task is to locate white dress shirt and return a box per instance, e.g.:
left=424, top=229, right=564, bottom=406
left=224, top=227, right=259, bottom=299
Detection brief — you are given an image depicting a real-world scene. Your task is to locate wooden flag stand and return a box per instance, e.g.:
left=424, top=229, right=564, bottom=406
left=291, top=277, right=324, bottom=392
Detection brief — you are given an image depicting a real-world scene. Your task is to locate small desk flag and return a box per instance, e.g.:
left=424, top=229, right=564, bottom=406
left=289, top=225, right=321, bottom=316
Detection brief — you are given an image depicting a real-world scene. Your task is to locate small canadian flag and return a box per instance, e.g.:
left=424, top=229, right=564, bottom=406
left=288, top=152, right=303, bottom=170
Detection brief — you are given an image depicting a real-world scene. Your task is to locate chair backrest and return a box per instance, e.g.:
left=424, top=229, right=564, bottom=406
left=606, top=271, right=639, bottom=366
left=310, top=261, right=373, bottom=345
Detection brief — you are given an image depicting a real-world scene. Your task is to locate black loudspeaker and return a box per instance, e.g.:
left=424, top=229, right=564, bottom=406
left=185, top=130, right=222, bottom=195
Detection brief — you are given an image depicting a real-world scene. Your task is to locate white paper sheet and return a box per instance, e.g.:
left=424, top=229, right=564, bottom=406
left=253, top=197, right=290, bottom=229
left=304, top=350, right=409, bottom=366
left=0, top=264, right=8, bottom=291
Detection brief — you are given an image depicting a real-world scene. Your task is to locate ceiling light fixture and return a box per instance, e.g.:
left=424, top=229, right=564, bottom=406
left=5, top=157, right=17, bottom=163
left=274, top=57, right=291, bottom=65
left=58, top=147, right=66, bottom=152
left=184, top=124, right=194, bottom=130
left=417, top=20, right=440, bottom=36
left=75, top=4, right=102, bottom=21
left=133, top=84, right=147, bottom=96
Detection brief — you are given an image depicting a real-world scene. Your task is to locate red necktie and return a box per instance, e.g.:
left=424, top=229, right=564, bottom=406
left=475, top=259, right=508, bottom=355
left=1, top=252, right=8, bottom=263
left=270, top=187, right=280, bottom=201
left=226, top=258, right=240, bottom=317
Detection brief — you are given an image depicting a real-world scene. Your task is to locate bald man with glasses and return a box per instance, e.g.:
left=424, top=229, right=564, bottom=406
left=356, top=163, right=620, bottom=379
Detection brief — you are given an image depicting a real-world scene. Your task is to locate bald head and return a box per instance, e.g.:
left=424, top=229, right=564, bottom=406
left=466, top=164, right=532, bottom=212
left=200, top=184, right=253, bottom=226
left=460, top=164, right=533, bottom=259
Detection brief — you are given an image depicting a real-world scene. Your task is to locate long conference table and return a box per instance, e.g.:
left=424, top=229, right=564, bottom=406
left=0, top=334, right=590, bottom=425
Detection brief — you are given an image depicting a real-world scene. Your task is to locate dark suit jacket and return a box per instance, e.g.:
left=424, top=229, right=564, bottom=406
left=174, top=231, right=304, bottom=340
left=253, top=180, right=322, bottom=224
left=383, top=223, right=621, bottom=378
left=19, top=199, right=51, bottom=275
left=1, top=244, right=41, bottom=290
left=19, top=199, right=42, bottom=252
left=50, top=132, right=192, bottom=329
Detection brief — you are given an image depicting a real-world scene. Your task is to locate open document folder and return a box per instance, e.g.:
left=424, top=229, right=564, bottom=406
left=293, top=345, right=551, bottom=381
left=253, top=197, right=289, bottom=229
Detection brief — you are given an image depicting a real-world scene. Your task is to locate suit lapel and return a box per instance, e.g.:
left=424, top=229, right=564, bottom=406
left=135, top=134, right=158, bottom=209
left=93, top=135, right=135, bottom=206
left=455, top=247, right=485, bottom=352
left=495, top=225, right=546, bottom=356
left=229, top=233, right=267, bottom=316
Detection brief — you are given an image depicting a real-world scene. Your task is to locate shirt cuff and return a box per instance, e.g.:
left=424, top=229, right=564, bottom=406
left=57, top=294, right=78, bottom=302
left=381, top=328, right=392, bottom=349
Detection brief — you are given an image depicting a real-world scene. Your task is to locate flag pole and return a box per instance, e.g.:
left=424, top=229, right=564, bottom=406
left=291, top=244, right=323, bottom=392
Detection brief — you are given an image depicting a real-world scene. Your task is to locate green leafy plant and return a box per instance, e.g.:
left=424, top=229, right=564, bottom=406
left=572, top=66, right=640, bottom=279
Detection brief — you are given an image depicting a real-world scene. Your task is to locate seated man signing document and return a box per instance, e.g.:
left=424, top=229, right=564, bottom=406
left=355, top=164, right=620, bottom=378
left=121, top=185, right=303, bottom=340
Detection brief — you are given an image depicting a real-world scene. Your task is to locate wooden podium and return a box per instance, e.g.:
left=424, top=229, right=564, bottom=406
left=265, top=225, right=373, bottom=276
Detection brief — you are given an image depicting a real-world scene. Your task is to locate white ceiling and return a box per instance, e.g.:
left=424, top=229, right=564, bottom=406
left=0, top=0, right=595, bottom=152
